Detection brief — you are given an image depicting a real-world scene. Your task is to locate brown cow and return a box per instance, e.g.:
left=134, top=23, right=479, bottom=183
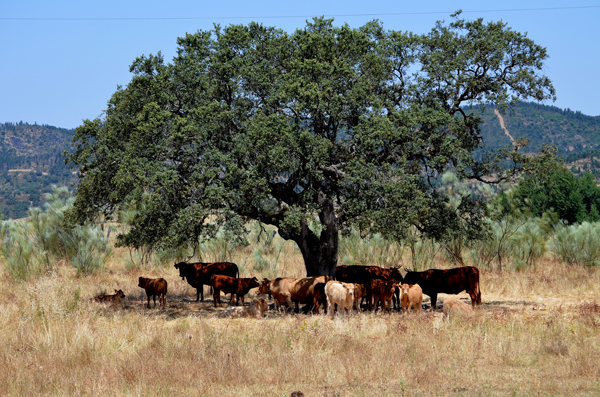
left=370, top=279, right=398, bottom=314
left=94, top=289, right=125, bottom=303
left=442, top=297, right=474, bottom=321
left=257, top=276, right=329, bottom=313
left=218, top=298, right=269, bottom=318
left=403, top=266, right=482, bottom=310
left=210, top=275, right=259, bottom=307
left=336, top=265, right=402, bottom=310
left=138, top=277, right=167, bottom=308
left=353, top=283, right=367, bottom=312
left=174, top=261, right=239, bottom=301
left=399, top=283, right=422, bottom=314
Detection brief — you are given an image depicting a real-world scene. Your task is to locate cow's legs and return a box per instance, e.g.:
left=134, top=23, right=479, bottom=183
left=469, top=290, right=478, bottom=308
left=430, top=293, right=438, bottom=311
left=213, top=288, right=219, bottom=307
left=392, top=287, right=400, bottom=311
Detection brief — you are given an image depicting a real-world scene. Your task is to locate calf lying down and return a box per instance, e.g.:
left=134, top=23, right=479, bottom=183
left=218, top=299, right=268, bottom=318
left=442, top=297, right=474, bottom=320
left=94, top=289, right=125, bottom=303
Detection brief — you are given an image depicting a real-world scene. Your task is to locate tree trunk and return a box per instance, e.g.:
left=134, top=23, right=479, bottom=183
left=294, top=190, right=338, bottom=278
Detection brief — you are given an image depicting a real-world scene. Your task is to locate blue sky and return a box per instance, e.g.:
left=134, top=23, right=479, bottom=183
left=1, top=1, right=599, bottom=129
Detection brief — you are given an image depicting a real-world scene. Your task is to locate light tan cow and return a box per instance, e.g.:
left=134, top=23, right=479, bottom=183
left=324, top=281, right=355, bottom=318
left=442, top=297, right=474, bottom=320
left=218, top=299, right=269, bottom=318
left=400, top=283, right=423, bottom=314
left=257, top=276, right=330, bottom=313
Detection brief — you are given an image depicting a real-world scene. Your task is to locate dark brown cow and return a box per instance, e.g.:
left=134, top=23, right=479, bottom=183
left=402, top=266, right=482, bottom=310
left=336, top=265, right=402, bottom=310
left=312, top=282, right=327, bottom=314
left=94, top=289, right=125, bottom=303
left=210, top=275, right=260, bottom=307
left=370, top=279, right=398, bottom=314
left=174, top=261, right=239, bottom=301
left=138, top=277, right=168, bottom=308
left=257, top=276, right=329, bottom=313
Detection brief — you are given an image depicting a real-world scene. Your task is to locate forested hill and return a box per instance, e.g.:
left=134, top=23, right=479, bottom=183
left=2, top=104, right=600, bottom=218
left=475, top=102, right=600, bottom=154
left=0, top=122, right=77, bottom=219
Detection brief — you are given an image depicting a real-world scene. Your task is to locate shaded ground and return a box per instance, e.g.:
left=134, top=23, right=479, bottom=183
left=97, top=286, right=595, bottom=325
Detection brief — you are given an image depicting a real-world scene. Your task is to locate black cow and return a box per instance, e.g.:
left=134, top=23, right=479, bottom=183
left=335, top=265, right=402, bottom=310
left=402, top=266, right=482, bottom=310
left=174, top=261, right=239, bottom=301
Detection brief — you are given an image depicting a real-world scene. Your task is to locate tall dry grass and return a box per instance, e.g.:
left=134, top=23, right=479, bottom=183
left=1, top=240, right=600, bottom=396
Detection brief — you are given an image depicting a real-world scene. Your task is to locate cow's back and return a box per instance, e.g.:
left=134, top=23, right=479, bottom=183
left=200, top=262, right=239, bottom=283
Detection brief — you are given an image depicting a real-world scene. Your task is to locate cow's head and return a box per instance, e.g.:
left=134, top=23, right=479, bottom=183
left=174, top=262, right=187, bottom=280
left=400, top=283, right=410, bottom=297
left=344, top=284, right=355, bottom=300
left=249, top=277, right=260, bottom=289
left=115, top=289, right=125, bottom=299
left=257, top=278, right=271, bottom=295
left=390, top=267, right=403, bottom=283
left=138, top=277, right=148, bottom=288
left=402, top=270, right=419, bottom=285
left=354, top=284, right=366, bottom=299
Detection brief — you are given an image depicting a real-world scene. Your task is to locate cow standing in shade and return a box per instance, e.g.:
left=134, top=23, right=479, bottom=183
left=399, top=283, right=422, bottom=314
left=138, top=277, right=167, bottom=308
left=324, top=281, right=355, bottom=318
left=257, top=276, right=329, bottom=313
left=336, top=265, right=402, bottom=310
left=402, top=266, right=481, bottom=310
left=210, top=275, right=260, bottom=307
left=370, top=279, right=398, bottom=314
left=174, top=261, right=239, bottom=301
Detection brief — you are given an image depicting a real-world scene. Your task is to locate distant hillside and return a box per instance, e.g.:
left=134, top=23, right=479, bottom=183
left=475, top=102, right=600, bottom=154
left=0, top=122, right=77, bottom=219
left=2, top=104, right=600, bottom=218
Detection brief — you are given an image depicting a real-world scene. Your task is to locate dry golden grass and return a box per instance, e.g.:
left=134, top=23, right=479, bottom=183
left=1, top=246, right=600, bottom=396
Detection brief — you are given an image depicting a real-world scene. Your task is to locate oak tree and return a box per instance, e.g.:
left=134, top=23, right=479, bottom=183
left=66, top=15, right=556, bottom=277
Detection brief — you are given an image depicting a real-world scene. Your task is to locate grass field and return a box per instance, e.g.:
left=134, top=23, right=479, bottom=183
left=1, top=243, right=599, bottom=396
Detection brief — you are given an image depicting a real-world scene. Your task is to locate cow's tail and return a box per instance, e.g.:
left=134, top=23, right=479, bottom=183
left=474, top=268, right=482, bottom=305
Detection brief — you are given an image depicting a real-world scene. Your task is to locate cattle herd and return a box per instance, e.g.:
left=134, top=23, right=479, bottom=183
left=93, top=261, right=482, bottom=319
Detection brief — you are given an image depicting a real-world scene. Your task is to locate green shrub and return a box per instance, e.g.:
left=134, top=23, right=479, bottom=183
left=509, top=218, right=549, bottom=269
left=550, top=221, right=600, bottom=267
left=0, top=186, right=111, bottom=279
left=339, top=228, right=403, bottom=268
left=250, top=221, right=284, bottom=277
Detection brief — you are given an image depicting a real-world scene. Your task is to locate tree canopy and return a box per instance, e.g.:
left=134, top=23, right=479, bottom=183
left=66, top=15, right=556, bottom=276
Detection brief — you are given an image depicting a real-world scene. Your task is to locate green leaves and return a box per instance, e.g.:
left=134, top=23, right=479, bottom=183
left=66, top=16, right=556, bottom=273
